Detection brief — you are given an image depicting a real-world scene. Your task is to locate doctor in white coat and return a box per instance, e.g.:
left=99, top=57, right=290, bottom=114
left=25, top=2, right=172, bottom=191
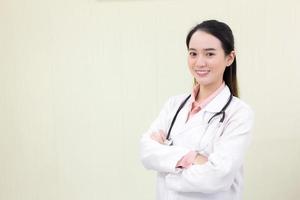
left=140, top=20, right=254, bottom=200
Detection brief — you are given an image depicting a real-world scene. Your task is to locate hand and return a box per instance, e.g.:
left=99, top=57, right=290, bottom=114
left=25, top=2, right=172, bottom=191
left=150, top=130, right=166, bottom=144
left=193, top=153, right=208, bottom=165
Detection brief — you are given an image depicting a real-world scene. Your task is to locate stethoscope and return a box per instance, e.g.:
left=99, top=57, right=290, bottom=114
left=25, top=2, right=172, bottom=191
left=164, top=92, right=233, bottom=146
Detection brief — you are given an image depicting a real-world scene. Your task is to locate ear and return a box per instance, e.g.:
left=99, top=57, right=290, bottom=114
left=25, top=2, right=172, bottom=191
left=226, top=50, right=235, bottom=67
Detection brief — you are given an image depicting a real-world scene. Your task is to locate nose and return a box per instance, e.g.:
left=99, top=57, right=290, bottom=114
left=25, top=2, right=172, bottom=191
left=194, top=55, right=206, bottom=68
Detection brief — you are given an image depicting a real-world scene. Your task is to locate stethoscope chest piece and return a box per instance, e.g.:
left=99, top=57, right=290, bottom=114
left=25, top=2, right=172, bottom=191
left=164, top=139, right=173, bottom=146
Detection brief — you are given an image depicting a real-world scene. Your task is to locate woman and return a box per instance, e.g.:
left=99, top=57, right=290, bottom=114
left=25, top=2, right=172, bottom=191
left=140, top=20, right=254, bottom=200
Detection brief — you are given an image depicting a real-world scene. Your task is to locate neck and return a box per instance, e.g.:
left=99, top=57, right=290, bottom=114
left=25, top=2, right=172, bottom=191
left=196, top=81, right=223, bottom=103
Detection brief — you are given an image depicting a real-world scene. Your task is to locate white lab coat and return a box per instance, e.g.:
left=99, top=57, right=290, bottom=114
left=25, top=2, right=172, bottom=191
left=140, top=86, right=254, bottom=200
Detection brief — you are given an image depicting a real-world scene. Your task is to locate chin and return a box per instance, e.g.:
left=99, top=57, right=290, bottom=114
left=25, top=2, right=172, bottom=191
left=194, top=78, right=211, bottom=86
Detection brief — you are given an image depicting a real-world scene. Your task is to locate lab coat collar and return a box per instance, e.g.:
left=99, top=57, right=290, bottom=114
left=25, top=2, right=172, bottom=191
left=202, top=85, right=231, bottom=113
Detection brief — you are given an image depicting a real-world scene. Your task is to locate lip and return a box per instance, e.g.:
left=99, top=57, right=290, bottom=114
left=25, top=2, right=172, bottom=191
left=195, top=69, right=210, bottom=77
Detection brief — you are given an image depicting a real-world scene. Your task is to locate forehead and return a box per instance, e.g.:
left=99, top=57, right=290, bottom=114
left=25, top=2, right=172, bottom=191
left=189, top=31, right=222, bottom=50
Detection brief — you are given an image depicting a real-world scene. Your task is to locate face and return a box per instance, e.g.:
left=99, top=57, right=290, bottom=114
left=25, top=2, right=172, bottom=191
left=187, top=31, right=235, bottom=89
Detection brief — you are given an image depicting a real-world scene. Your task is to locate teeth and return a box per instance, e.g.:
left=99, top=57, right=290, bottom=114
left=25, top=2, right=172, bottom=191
left=195, top=70, right=210, bottom=75
left=196, top=70, right=209, bottom=73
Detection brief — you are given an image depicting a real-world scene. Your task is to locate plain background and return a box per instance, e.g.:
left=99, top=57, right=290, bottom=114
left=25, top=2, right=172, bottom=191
left=1, top=0, right=300, bottom=199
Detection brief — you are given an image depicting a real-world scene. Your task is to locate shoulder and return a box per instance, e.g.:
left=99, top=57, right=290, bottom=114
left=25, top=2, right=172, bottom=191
left=157, top=93, right=191, bottom=114
left=228, top=96, right=254, bottom=122
left=164, top=93, right=190, bottom=108
left=231, top=97, right=254, bottom=113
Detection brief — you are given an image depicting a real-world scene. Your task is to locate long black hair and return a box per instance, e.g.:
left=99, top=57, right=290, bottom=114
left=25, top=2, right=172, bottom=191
left=186, top=20, right=239, bottom=97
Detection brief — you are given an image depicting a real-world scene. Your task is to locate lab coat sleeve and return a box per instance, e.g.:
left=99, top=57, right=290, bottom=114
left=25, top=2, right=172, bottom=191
left=165, top=105, right=254, bottom=193
left=140, top=96, right=191, bottom=173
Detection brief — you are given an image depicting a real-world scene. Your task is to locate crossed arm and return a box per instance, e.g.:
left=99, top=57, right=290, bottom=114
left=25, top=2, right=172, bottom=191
left=140, top=96, right=253, bottom=193
left=150, top=130, right=208, bottom=167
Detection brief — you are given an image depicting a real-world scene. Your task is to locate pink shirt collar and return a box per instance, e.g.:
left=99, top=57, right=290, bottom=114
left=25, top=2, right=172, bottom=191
left=191, top=82, right=226, bottom=110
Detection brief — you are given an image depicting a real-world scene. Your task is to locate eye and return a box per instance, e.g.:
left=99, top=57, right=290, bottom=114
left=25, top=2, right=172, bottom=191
left=189, top=51, right=197, bottom=57
left=206, top=52, right=215, bottom=57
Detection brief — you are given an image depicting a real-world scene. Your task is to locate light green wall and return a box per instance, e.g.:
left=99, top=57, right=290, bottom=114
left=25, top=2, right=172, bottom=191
left=1, top=0, right=299, bottom=199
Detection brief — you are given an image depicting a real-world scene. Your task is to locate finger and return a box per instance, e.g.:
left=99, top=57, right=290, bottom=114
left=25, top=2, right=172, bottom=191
left=150, top=133, right=157, bottom=140
left=158, top=130, right=166, bottom=140
left=159, top=133, right=165, bottom=143
left=150, top=133, right=161, bottom=142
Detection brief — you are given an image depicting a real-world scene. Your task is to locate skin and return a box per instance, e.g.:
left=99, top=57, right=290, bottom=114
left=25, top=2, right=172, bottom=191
left=151, top=30, right=235, bottom=166
left=188, top=31, right=235, bottom=103
left=150, top=130, right=165, bottom=144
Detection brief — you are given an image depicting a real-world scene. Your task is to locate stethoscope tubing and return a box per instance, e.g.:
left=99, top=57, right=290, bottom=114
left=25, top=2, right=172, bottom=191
left=166, top=93, right=233, bottom=143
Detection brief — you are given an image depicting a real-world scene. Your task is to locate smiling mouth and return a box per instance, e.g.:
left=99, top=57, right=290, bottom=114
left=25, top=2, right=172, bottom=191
left=195, top=69, right=210, bottom=76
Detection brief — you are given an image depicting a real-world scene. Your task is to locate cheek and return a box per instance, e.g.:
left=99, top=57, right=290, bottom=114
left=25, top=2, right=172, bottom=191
left=214, top=63, right=227, bottom=77
left=211, top=59, right=227, bottom=70
left=188, top=61, right=194, bottom=73
left=187, top=57, right=194, bottom=67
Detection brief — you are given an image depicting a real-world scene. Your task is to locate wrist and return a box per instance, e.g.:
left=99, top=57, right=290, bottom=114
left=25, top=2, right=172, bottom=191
left=193, top=153, right=208, bottom=165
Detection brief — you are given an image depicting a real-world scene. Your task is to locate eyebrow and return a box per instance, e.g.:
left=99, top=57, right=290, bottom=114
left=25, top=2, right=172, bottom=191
left=188, top=48, right=217, bottom=51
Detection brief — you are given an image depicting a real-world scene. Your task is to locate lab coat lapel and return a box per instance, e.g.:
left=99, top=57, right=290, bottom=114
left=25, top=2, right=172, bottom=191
left=170, top=98, right=191, bottom=135
left=170, top=86, right=231, bottom=137
left=170, top=101, right=206, bottom=137
left=197, top=86, right=232, bottom=152
left=203, top=86, right=231, bottom=113
left=171, top=86, right=231, bottom=138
